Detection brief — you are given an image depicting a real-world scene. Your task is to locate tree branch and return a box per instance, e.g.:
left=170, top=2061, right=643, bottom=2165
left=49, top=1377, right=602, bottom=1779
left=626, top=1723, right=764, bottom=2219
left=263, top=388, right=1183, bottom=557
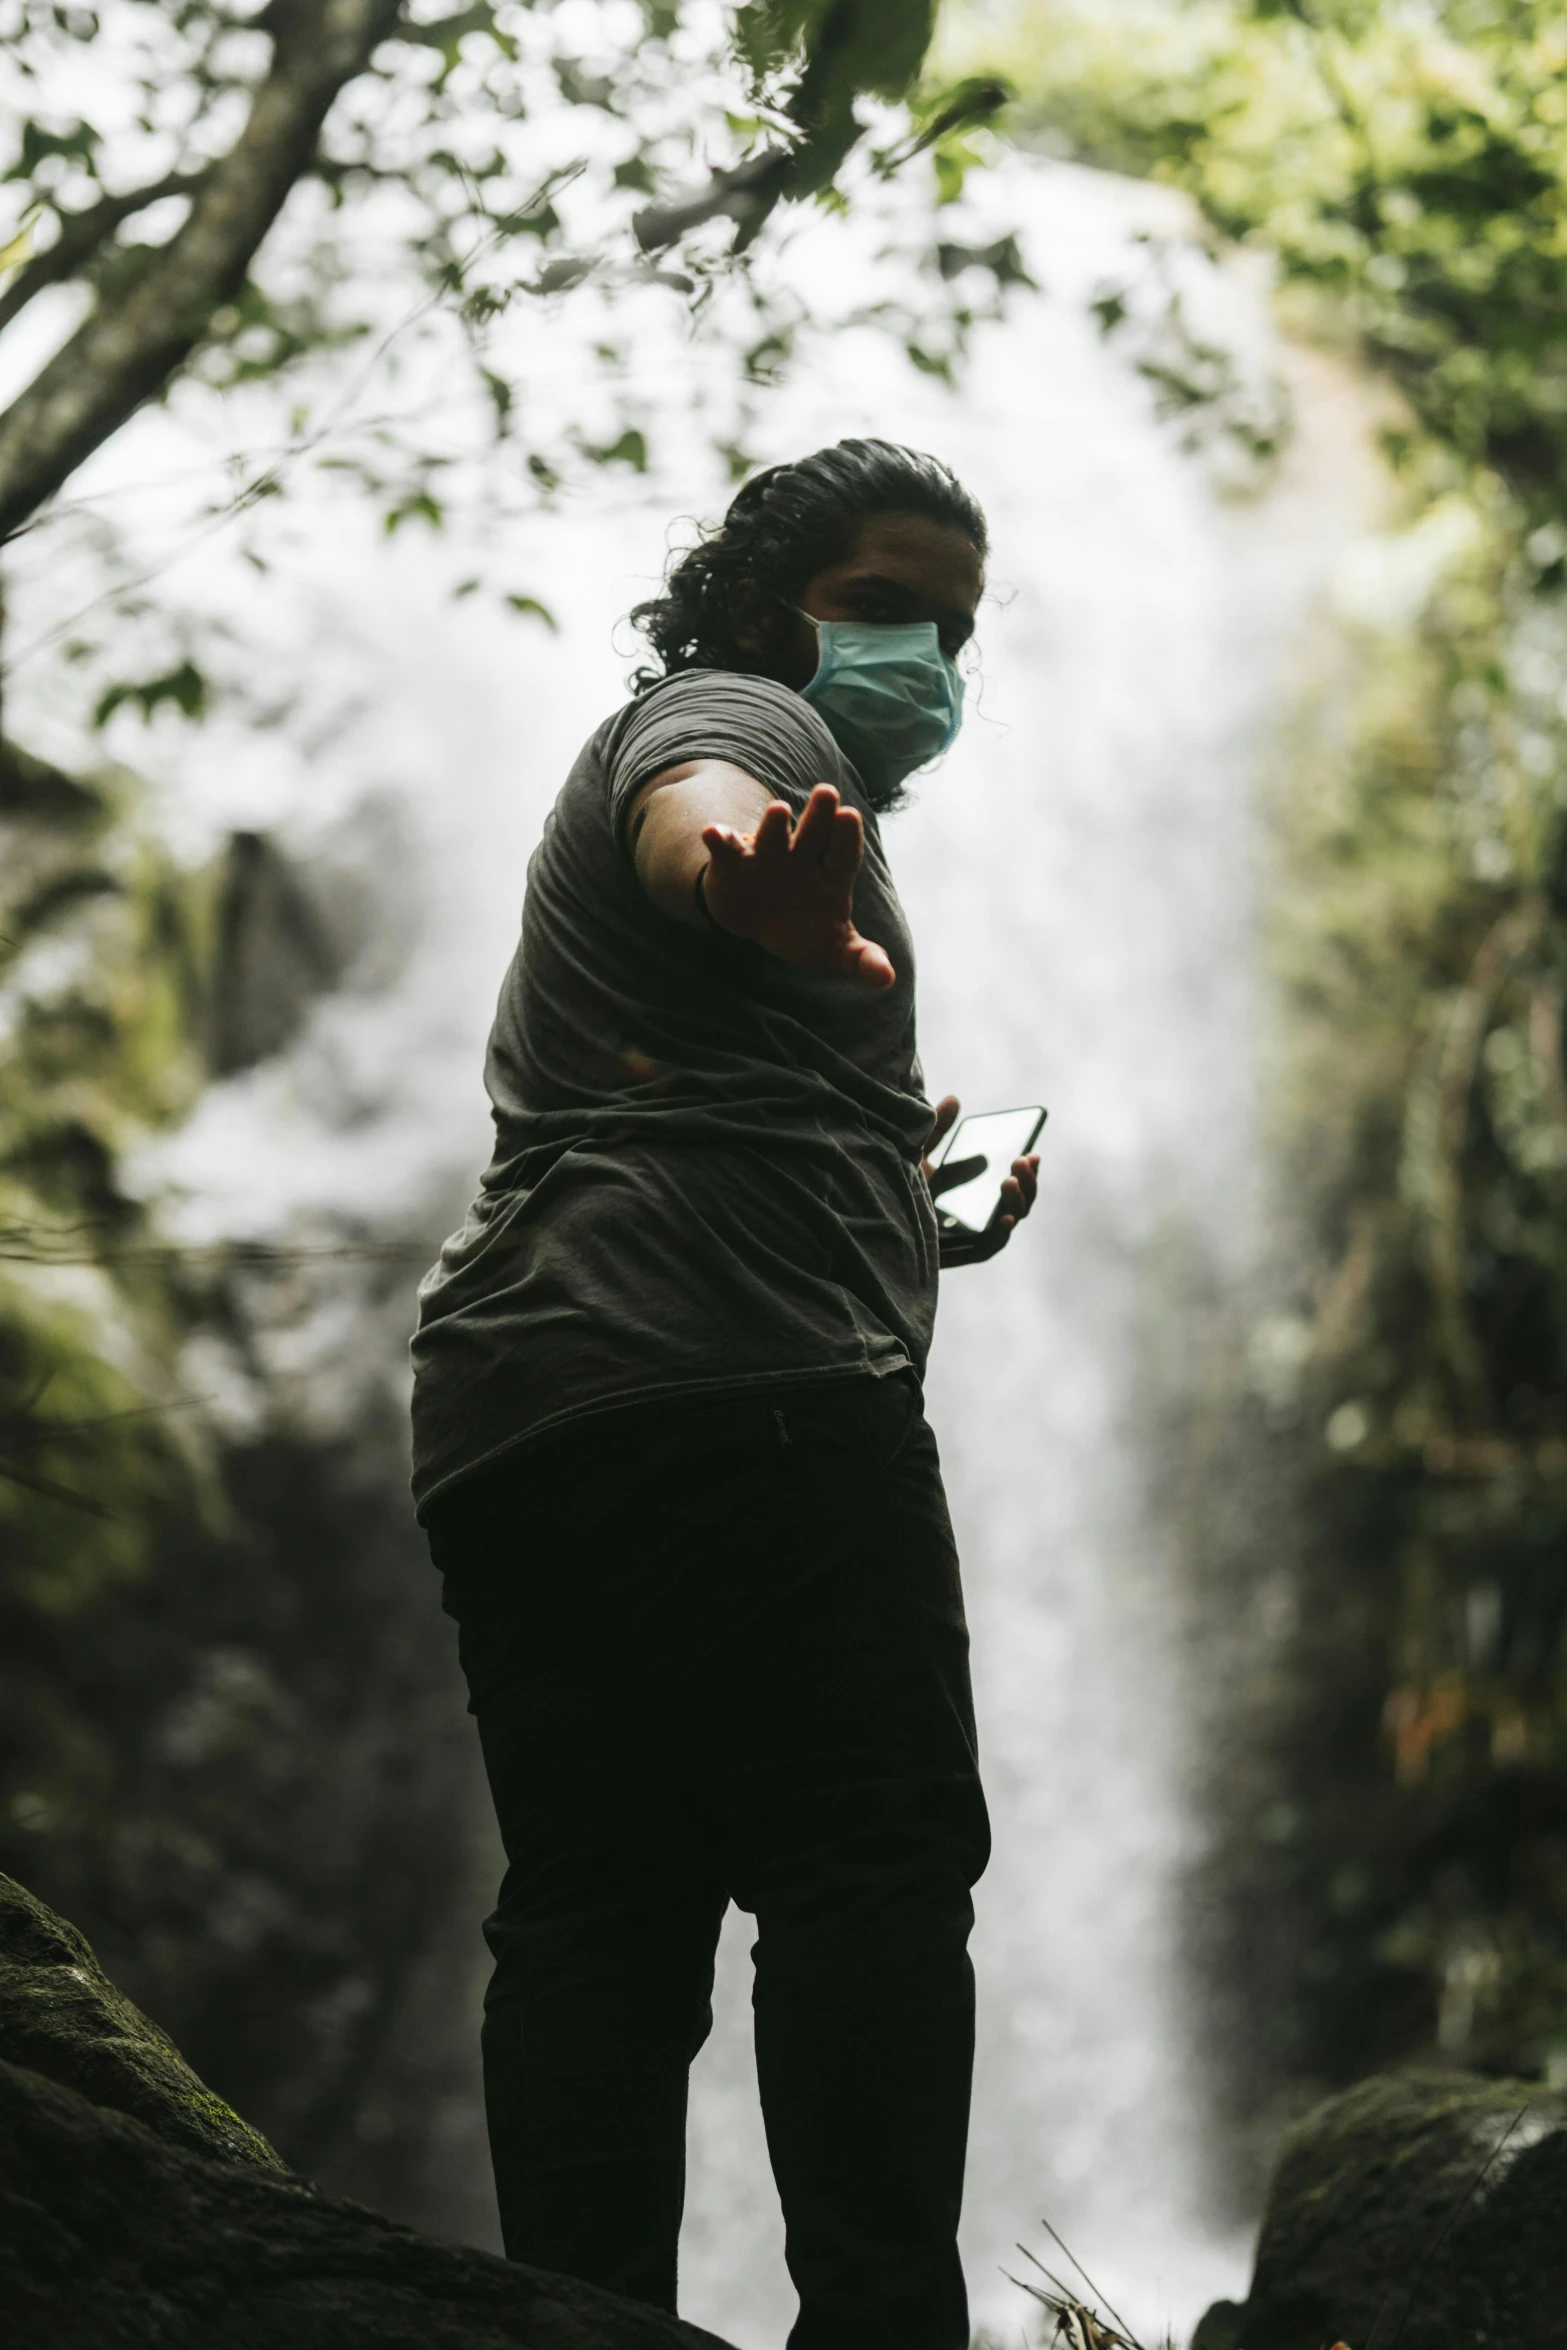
left=0, top=0, right=406, bottom=543
left=636, top=0, right=866, bottom=256
left=634, top=2, right=991, bottom=259
left=0, top=172, right=208, bottom=339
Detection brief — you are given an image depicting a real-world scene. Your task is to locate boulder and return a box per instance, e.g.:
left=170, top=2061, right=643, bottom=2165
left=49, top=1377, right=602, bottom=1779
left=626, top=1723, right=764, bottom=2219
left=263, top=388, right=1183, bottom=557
left=0, top=1871, right=735, bottom=2350
left=1194, top=2071, right=1567, bottom=2350
left=0, top=1869, right=285, bottom=2176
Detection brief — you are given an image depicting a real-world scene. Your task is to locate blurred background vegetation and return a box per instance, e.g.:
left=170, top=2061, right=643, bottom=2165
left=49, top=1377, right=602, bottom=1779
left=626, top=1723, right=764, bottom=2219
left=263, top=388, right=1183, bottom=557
left=4, top=0, right=1567, bottom=2249
left=956, top=0, right=1567, bottom=2180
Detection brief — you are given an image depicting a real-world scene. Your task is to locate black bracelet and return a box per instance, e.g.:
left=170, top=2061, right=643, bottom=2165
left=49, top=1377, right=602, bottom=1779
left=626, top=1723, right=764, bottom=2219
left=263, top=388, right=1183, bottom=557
left=693, top=861, right=724, bottom=933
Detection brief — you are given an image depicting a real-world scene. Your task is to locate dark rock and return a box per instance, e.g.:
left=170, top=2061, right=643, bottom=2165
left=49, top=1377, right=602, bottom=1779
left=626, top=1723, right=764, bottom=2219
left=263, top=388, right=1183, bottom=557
left=0, top=1872, right=734, bottom=2350
left=1189, top=2299, right=1244, bottom=2350
left=0, top=1870, right=284, bottom=2174
left=207, top=829, right=340, bottom=1074
left=1198, top=2070, right=1567, bottom=2350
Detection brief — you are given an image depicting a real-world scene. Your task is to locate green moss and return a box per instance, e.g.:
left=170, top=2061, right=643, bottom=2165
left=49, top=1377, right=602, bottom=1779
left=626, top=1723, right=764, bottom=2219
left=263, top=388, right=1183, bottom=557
left=181, top=2084, right=286, bottom=2169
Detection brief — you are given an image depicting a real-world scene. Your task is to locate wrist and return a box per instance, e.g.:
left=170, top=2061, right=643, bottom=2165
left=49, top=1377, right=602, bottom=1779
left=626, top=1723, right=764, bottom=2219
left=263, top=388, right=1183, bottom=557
left=693, top=860, right=726, bottom=934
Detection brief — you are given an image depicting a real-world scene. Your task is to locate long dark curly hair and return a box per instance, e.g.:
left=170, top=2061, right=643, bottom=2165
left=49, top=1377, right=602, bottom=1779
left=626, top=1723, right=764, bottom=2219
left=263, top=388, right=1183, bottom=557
left=629, top=437, right=988, bottom=691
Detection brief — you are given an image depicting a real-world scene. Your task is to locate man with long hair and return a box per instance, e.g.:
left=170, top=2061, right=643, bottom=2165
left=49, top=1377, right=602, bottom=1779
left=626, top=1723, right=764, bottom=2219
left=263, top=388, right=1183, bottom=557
left=412, top=439, right=1038, bottom=2350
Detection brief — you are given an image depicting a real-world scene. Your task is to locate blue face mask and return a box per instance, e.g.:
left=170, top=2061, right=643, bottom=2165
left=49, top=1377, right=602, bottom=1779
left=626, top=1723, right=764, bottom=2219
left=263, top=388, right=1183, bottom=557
left=797, top=616, right=965, bottom=793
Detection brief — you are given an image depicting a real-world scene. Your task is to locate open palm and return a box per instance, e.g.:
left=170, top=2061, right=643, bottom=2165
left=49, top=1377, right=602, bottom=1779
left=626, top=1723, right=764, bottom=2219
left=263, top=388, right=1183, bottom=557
left=701, top=784, right=894, bottom=989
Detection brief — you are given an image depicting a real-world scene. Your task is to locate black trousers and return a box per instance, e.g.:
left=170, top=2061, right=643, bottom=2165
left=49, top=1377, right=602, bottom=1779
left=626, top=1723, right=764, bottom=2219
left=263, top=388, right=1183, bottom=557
left=425, top=1371, right=991, bottom=2350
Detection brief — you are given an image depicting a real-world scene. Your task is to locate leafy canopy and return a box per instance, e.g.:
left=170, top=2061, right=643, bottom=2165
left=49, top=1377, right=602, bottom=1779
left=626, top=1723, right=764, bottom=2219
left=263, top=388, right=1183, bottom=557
left=981, top=0, right=1567, bottom=521
left=0, top=0, right=1008, bottom=559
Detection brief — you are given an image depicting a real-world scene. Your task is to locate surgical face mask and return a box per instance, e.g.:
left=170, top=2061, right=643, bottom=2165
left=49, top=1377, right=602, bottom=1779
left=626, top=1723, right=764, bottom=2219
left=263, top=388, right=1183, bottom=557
left=796, top=614, right=965, bottom=795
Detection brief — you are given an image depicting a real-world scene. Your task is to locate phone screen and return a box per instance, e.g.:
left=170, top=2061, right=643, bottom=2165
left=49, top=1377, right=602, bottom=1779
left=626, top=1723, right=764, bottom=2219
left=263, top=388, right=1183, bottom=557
left=933, top=1105, right=1046, bottom=1234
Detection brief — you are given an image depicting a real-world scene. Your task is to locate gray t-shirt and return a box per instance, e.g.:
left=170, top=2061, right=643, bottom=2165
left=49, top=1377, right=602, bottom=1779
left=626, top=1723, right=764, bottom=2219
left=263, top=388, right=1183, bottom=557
left=408, top=667, right=938, bottom=1516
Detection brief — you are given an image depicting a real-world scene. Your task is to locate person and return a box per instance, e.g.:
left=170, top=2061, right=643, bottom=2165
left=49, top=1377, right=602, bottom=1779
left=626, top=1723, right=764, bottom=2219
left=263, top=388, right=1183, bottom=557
left=411, top=437, right=1039, bottom=2350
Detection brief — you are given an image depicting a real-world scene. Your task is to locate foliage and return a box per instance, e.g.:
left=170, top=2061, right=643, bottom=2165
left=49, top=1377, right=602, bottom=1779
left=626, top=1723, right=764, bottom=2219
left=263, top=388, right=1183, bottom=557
left=0, top=748, right=209, bottom=1617
left=0, top=755, right=484, bottom=2211
left=0, top=0, right=1021, bottom=746
left=968, top=0, right=1567, bottom=2123
left=987, top=0, right=1567, bottom=515
left=0, top=0, right=1006, bottom=543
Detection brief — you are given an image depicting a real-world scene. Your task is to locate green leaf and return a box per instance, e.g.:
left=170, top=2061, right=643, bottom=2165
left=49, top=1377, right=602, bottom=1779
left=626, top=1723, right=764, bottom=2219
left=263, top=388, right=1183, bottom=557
left=579, top=427, right=648, bottom=472
left=383, top=491, right=445, bottom=534
left=480, top=368, right=514, bottom=431
left=532, top=255, right=593, bottom=294
left=0, top=205, right=40, bottom=274
left=933, top=149, right=967, bottom=206
left=503, top=593, right=558, bottom=628
left=6, top=116, right=101, bottom=183
left=92, top=660, right=209, bottom=729
left=935, top=234, right=1035, bottom=292
left=903, top=340, right=954, bottom=383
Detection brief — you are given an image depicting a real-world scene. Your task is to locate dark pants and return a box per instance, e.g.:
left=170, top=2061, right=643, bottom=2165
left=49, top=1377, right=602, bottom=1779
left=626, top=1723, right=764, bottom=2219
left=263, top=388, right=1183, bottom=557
left=425, top=1372, right=990, bottom=2350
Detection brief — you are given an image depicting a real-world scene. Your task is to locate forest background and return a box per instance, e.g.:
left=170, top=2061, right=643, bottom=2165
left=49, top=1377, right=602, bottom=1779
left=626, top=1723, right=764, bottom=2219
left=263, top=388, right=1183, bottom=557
left=2, top=0, right=1565, bottom=2289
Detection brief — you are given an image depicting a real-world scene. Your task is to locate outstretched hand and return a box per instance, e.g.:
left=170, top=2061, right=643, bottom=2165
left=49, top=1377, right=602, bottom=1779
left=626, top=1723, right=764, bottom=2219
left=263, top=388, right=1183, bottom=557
left=702, top=784, right=894, bottom=990
left=922, top=1094, right=1040, bottom=1266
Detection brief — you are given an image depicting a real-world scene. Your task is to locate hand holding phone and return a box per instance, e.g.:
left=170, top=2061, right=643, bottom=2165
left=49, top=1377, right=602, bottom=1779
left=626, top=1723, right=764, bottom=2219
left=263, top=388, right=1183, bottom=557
left=928, top=1102, right=1046, bottom=1267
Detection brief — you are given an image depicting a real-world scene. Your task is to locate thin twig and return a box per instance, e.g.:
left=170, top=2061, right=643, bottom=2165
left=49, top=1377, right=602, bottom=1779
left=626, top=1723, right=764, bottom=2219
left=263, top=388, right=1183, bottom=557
left=0, top=1455, right=115, bottom=1516
left=1018, top=2245, right=1092, bottom=2307
left=1004, top=2263, right=1140, bottom=2350
left=1038, top=2214, right=1142, bottom=2348
left=1, top=167, right=587, bottom=670
left=2, top=1234, right=438, bottom=1265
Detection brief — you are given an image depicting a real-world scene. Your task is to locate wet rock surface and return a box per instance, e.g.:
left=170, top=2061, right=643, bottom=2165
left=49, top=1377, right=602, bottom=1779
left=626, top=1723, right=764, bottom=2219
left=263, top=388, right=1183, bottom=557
left=1195, top=2070, right=1567, bottom=2350
left=0, top=1871, right=734, bottom=2350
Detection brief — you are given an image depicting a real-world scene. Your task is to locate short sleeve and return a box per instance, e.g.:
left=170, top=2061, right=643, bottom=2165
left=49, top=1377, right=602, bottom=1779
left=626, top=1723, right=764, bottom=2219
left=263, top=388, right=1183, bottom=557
left=603, top=670, right=852, bottom=844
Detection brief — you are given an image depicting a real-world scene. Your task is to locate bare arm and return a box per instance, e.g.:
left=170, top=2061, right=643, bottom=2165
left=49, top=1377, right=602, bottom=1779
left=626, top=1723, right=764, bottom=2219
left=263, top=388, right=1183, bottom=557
left=627, top=760, right=772, bottom=925
left=626, top=759, right=895, bottom=988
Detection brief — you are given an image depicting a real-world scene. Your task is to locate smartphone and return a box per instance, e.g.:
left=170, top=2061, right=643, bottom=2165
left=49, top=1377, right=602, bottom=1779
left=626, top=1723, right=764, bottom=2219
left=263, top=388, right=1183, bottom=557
left=932, top=1104, right=1047, bottom=1243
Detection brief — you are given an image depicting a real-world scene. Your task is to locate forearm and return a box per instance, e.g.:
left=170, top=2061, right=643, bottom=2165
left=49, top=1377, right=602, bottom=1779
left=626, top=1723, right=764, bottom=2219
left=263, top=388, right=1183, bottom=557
left=627, top=760, right=774, bottom=929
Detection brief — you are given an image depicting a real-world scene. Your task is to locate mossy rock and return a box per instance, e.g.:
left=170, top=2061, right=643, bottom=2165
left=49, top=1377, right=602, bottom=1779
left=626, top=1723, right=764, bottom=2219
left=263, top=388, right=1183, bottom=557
left=1198, top=2070, right=1567, bottom=2350
left=0, top=1869, right=285, bottom=2175
left=0, top=1872, right=735, bottom=2349
left=0, top=2057, right=738, bottom=2350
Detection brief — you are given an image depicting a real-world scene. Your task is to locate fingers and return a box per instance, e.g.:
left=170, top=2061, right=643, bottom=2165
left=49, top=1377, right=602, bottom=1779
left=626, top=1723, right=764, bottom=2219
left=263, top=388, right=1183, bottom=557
left=701, top=820, right=750, bottom=867
left=820, top=803, right=865, bottom=887
left=842, top=928, right=896, bottom=990
left=926, top=1095, right=960, bottom=1155
left=751, top=800, right=796, bottom=862
left=1005, top=1154, right=1040, bottom=1217
left=993, top=1156, right=1038, bottom=1234
left=929, top=1152, right=987, bottom=1199
left=792, top=785, right=865, bottom=885
left=790, top=782, right=841, bottom=856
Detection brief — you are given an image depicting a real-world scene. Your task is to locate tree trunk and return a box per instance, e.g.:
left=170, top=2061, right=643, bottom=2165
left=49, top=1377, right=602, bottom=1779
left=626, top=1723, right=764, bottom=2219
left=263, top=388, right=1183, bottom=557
left=0, top=0, right=404, bottom=543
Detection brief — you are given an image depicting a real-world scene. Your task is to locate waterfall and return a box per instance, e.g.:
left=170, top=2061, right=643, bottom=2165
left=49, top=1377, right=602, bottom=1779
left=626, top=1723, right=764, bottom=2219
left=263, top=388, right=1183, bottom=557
left=121, top=153, right=1382, bottom=2348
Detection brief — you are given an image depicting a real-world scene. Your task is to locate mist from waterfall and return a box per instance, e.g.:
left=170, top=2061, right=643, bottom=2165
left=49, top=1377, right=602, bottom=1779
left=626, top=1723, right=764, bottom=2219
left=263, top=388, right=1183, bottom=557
left=61, top=155, right=1385, bottom=2349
